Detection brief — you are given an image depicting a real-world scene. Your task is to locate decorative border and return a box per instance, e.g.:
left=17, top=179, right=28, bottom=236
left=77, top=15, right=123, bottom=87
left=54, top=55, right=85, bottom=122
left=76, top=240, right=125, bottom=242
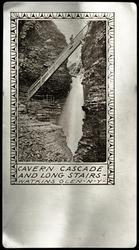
left=10, top=12, right=115, bottom=185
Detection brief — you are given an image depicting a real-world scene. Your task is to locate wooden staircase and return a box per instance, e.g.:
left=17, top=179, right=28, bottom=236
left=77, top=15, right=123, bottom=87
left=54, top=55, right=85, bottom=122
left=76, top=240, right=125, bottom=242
left=27, top=23, right=88, bottom=101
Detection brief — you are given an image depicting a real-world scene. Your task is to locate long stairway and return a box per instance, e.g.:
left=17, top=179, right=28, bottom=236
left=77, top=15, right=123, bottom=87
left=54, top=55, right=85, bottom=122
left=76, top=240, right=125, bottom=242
left=27, top=23, right=88, bottom=101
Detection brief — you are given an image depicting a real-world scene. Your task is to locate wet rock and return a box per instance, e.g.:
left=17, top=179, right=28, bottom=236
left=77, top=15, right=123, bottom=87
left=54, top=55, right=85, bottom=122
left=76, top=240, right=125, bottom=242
left=36, top=113, right=50, bottom=122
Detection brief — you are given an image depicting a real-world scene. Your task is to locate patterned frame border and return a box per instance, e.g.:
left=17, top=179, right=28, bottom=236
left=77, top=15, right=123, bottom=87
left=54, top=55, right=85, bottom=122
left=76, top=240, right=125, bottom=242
left=10, top=12, right=115, bottom=185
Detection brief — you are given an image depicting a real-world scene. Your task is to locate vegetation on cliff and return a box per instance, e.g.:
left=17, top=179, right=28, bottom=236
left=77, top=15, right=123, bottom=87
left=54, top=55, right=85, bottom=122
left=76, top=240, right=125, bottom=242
left=18, top=20, right=71, bottom=99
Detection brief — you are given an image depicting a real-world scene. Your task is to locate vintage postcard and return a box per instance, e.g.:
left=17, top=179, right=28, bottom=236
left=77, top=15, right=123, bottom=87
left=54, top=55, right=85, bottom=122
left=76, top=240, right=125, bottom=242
left=3, top=2, right=136, bottom=248
left=10, top=12, right=115, bottom=185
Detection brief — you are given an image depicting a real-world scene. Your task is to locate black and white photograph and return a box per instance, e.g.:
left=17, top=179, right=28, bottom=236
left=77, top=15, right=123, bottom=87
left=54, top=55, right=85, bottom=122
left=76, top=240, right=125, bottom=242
left=18, top=18, right=107, bottom=163
left=10, top=12, right=115, bottom=185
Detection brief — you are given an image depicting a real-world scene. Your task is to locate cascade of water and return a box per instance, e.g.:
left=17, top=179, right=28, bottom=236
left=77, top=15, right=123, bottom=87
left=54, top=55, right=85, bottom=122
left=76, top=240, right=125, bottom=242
left=58, top=73, right=84, bottom=154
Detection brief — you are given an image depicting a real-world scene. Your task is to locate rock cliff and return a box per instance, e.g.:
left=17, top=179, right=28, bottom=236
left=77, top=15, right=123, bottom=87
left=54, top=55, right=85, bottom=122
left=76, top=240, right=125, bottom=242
left=74, top=21, right=106, bottom=162
left=18, top=20, right=71, bottom=99
left=18, top=20, right=73, bottom=162
left=18, top=114, right=72, bottom=162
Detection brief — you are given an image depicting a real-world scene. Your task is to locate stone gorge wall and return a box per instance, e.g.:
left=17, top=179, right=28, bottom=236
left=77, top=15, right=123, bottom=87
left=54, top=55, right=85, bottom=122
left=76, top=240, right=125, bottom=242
left=18, top=20, right=106, bottom=162
left=18, top=20, right=71, bottom=99
left=18, top=20, right=73, bottom=162
left=74, top=21, right=106, bottom=162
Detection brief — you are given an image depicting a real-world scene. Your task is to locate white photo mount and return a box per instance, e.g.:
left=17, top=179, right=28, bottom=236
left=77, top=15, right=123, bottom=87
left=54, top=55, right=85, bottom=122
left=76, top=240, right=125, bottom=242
left=3, top=2, right=136, bottom=248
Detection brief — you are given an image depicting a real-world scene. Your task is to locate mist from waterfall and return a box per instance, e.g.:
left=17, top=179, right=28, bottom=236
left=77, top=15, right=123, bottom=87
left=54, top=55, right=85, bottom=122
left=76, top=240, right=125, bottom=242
left=58, top=71, right=84, bottom=155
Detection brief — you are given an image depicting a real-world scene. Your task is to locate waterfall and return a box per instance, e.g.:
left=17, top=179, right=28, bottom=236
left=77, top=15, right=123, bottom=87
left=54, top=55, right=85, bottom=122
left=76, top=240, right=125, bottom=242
left=58, top=73, right=84, bottom=154
left=53, top=21, right=86, bottom=155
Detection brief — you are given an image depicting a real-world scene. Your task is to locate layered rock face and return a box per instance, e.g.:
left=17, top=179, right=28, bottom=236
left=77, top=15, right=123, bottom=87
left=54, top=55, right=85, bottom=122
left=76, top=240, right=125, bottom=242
left=18, top=20, right=71, bottom=99
left=74, top=21, right=106, bottom=162
left=18, top=115, right=72, bottom=162
left=68, top=61, right=82, bottom=76
left=18, top=20, right=73, bottom=162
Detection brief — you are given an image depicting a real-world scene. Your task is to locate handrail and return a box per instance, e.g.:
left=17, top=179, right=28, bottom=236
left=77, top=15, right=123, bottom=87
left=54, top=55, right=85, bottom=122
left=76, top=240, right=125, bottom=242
left=27, top=23, right=88, bottom=100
